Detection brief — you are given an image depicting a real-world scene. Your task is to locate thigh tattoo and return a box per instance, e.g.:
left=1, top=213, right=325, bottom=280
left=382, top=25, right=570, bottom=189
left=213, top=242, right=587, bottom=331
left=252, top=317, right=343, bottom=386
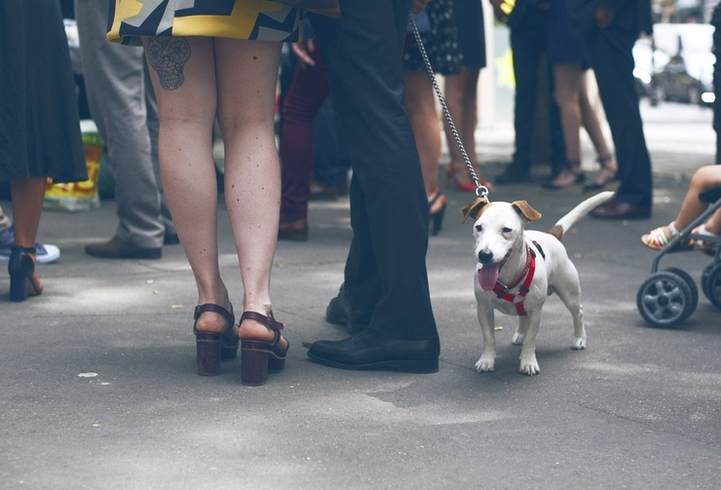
left=146, top=37, right=191, bottom=90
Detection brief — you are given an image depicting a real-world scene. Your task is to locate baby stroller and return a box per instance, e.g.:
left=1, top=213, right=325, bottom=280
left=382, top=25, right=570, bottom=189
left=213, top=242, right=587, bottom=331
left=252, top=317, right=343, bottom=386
left=637, top=186, right=721, bottom=327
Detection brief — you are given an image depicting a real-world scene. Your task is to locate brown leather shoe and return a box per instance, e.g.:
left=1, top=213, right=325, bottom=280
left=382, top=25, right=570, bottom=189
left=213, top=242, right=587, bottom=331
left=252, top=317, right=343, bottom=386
left=278, top=218, right=308, bottom=241
left=590, top=199, right=651, bottom=219
left=85, top=235, right=162, bottom=259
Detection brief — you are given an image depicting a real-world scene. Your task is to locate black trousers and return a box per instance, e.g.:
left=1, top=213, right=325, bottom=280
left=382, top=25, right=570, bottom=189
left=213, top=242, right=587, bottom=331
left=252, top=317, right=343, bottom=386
left=586, top=26, right=653, bottom=208
left=510, top=6, right=566, bottom=173
left=310, top=0, right=438, bottom=341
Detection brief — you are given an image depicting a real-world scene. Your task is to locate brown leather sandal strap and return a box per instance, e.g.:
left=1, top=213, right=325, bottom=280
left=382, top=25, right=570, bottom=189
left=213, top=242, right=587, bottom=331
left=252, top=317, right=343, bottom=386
left=240, top=310, right=284, bottom=331
left=194, top=303, right=235, bottom=327
left=597, top=154, right=614, bottom=166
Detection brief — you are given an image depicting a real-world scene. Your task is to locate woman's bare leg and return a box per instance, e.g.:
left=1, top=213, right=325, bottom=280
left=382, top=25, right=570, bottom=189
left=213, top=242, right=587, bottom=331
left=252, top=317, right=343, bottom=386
left=214, top=38, right=286, bottom=345
left=9, top=177, right=45, bottom=288
left=579, top=72, right=612, bottom=161
left=143, top=36, right=230, bottom=334
left=404, top=71, right=441, bottom=199
left=553, top=63, right=582, bottom=166
left=443, top=68, right=482, bottom=184
left=578, top=72, right=617, bottom=184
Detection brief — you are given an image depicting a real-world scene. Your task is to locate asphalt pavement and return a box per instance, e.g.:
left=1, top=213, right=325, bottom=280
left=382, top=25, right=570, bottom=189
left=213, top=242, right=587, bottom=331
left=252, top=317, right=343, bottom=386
left=1, top=101, right=720, bottom=489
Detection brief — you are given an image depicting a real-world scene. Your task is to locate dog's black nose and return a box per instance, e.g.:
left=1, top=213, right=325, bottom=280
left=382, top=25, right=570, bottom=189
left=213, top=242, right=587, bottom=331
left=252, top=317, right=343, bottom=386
left=478, top=250, right=493, bottom=264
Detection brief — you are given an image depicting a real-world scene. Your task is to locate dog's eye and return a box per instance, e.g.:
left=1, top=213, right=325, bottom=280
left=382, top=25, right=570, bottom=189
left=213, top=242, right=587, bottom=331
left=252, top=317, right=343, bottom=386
left=502, top=227, right=513, bottom=234
left=475, top=224, right=482, bottom=232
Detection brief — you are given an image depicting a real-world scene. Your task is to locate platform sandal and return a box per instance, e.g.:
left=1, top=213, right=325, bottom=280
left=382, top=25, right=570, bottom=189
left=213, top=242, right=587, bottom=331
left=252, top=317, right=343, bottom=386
left=641, top=221, right=679, bottom=250
left=240, top=311, right=289, bottom=386
left=193, top=303, right=238, bottom=376
left=8, top=245, right=42, bottom=302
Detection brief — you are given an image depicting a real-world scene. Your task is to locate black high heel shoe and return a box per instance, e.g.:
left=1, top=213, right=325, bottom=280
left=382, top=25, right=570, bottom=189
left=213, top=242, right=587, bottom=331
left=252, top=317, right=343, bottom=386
left=240, top=311, right=288, bottom=386
left=428, top=191, right=447, bottom=236
left=193, top=303, right=238, bottom=376
left=8, top=245, right=42, bottom=302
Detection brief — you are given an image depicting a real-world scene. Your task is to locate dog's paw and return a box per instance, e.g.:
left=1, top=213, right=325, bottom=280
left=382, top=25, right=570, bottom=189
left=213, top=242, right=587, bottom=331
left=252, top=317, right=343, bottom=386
left=519, top=355, right=540, bottom=376
left=572, top=337, right=587, bottom=350
left=474, top=356, right=496, bottom=373
left=511, top=332, right=525, bottom=345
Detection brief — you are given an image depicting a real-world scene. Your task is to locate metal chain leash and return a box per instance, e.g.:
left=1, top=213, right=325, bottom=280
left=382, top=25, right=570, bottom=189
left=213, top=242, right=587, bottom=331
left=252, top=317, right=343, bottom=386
left=409, top=13, right=489, bottom=199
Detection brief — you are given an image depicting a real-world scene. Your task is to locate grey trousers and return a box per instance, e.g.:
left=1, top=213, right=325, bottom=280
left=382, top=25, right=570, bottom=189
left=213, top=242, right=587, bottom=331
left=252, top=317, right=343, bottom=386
left=75, top=0, right=174, bottom=248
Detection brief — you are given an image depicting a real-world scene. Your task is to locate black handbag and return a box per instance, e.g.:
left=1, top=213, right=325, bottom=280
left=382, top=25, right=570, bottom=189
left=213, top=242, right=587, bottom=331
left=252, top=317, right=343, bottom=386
left=271, top=0, right=340, bottom=19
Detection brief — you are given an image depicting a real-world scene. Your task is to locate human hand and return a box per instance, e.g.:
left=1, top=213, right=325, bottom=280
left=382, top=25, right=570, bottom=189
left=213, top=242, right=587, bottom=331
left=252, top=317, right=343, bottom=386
left=291, top=39, right=316, bottom=68
left=411, top=0, right=430, bottom=14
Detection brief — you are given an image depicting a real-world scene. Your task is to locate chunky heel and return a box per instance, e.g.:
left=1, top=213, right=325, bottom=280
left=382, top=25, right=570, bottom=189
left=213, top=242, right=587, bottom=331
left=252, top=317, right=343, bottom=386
left=9, top=272, right=28, bottom=302
left=8, top=245, right=41, bottom=303
left=192, top=304, right=236, bottom=376
left=239, top=311, right=289, bottom=386
left=196, top=332, right=222, bottom=376
left=240, top=340, right=270, bottom=386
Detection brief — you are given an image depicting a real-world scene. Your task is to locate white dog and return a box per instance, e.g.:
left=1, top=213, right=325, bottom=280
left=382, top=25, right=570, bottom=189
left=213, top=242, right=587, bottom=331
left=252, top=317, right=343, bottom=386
left=461, top=191, right=614, bottom=375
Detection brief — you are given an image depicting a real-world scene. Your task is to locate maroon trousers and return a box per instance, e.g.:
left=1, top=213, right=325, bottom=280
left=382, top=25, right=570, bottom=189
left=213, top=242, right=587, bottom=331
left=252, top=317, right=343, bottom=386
left=279, top=46, right=330, bottom=222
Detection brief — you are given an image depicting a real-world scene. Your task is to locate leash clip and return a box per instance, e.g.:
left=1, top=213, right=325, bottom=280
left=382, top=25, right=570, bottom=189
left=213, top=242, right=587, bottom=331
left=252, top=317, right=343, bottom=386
left=475, top=185, right=489, bottom=199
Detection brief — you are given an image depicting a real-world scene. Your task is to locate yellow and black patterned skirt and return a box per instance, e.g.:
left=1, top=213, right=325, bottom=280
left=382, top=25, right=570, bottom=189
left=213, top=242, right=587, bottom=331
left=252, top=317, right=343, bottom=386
left=108, top=0, right=303, bottom=45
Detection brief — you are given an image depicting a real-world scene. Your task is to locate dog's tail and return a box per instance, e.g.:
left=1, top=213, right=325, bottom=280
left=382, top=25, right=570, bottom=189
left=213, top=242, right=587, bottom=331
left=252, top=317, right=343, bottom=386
left=548, top=191, right=615, bottom=241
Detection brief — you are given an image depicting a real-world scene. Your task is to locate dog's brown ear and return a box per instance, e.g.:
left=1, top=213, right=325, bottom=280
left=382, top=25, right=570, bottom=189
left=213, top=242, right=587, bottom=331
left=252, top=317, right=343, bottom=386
left=461, top=197, right=490, bottom=223
left=512, top=201, right=542, bottom=222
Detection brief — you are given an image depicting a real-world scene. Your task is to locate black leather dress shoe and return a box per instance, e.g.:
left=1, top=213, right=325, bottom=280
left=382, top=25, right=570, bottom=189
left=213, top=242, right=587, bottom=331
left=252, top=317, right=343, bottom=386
left=307, top=327, right=440, bottom=373
left=590, top=199, right=651, bottom=219
left=85, top=235, right=162, bottom=259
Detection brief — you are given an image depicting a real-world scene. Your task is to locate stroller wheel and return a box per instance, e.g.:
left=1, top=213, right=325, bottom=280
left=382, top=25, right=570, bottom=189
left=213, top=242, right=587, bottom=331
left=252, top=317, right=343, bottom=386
left=701, top=263, right=721, bottom=309
left=637, top=270, right=695, bottom=328
left=664, top=267, right=698, bottom=314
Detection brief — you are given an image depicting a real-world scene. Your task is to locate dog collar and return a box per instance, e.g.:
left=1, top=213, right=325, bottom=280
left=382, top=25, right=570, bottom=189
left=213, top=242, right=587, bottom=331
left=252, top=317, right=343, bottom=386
left=490, top=242, right=537, bottom=316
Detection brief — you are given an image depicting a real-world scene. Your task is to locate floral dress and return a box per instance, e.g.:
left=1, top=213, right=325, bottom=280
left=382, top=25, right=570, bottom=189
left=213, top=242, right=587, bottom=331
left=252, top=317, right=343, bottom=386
left=403, top=0, right=462, bottom=76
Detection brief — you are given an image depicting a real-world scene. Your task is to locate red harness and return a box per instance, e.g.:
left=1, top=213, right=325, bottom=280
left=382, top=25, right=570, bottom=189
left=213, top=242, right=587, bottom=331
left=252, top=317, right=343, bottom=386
left=486, top=242, right=541, bottom=316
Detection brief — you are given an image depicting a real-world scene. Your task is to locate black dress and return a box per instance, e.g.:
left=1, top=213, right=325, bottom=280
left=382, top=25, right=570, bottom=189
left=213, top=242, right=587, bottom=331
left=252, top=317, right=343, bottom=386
left=453, top=0, right=486, bottom=69
left=404, top=0, right=462, bottom=76
left=0, top=0, right=86, bottom=182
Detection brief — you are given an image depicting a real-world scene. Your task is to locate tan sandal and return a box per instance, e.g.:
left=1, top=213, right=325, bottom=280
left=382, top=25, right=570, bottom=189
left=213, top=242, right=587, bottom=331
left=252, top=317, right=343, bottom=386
left=641, top=221, right=679, bottom=250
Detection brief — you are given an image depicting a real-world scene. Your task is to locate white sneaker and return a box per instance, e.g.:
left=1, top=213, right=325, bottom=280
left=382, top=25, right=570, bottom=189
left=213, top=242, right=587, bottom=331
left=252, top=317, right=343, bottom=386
left=0, top=226, right=61, bottom=264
